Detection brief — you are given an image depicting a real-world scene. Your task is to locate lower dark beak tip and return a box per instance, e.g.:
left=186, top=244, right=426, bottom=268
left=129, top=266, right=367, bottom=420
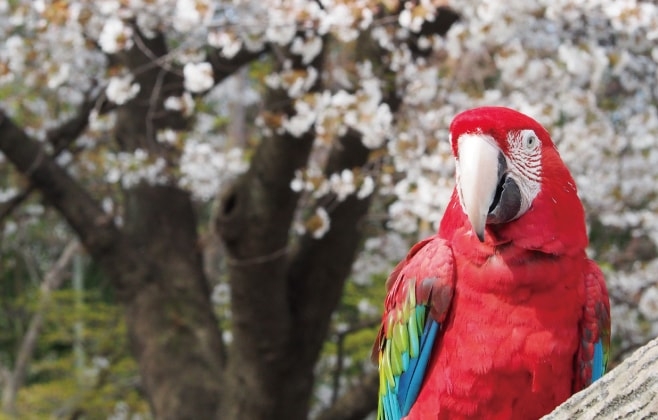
left=476, top=231, right=485, bottom=242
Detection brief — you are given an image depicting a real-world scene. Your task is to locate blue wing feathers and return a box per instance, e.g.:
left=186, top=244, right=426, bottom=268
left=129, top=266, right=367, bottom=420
left=591, top=339, right=604, bottom=382
left=385, top=383, right=402, bottom=420
left=398, top=319, right=440, bottom=416
left=377, top=238, right=455, bottom=420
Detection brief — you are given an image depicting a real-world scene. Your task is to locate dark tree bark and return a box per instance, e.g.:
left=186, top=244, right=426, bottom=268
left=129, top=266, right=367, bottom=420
left=120, top=185, right=226, bottom=419
left=216, top=38, right=330, bottom=420
left=112, top=31, right=228, bottom=419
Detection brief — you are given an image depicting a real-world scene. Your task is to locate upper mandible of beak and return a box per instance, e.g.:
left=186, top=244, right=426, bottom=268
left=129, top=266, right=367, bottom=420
left=457, top=134, right=503, bottom=242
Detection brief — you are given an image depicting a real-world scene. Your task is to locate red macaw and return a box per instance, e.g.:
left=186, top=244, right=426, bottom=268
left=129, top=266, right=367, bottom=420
left=373, top=107, right=610, bottom=420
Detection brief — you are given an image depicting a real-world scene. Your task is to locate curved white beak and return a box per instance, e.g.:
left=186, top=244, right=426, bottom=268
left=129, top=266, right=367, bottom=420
left=456, top=134, right=502, bottom=241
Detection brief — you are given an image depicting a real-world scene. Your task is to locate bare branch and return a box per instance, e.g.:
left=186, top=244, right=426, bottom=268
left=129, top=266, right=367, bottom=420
left=0, top=185, right=34, bottom=224
left=0, top=90, right=103, bottom=225
left=47, top=89, right=101, bottom=153
left=287, top=128, right=373, bottom=370
left=2, top=240, right=81, bottom=414
left=331, top=318, right=381, bottom=404
left=315, top=371, right=379, bottom=420
left=0, top=111, right=119, bottom=257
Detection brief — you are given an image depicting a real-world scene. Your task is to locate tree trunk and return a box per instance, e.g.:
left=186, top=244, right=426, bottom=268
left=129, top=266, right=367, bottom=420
left=544, top=337, right=658, bottom=419
left=119, top=185, right=226, bottom=419
left=217, top=40, right=324, bottom=419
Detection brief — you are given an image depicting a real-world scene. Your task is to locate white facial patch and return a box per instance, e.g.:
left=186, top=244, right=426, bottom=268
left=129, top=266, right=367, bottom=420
left=506, top=129, right=542, bottom=216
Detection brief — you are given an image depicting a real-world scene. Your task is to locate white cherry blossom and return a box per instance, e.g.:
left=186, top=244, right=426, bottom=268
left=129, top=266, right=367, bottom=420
left=106, top=75, right=140, bottom=105
left=183, top=62, right=214, bottom=93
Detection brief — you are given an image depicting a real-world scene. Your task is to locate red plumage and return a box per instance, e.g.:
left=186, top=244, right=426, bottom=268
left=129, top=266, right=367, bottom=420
left=375, top=107, right=610, bottom=420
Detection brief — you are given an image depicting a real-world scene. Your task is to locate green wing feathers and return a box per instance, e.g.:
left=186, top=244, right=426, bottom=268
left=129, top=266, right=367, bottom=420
left=373, top=236, right=455, bottom=420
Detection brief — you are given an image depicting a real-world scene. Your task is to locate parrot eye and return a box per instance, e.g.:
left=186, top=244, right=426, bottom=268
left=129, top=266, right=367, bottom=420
left=521, top=130, right=539, bottom=151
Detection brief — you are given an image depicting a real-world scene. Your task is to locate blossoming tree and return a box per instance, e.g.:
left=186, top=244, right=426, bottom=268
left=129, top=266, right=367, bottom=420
left=1, top=0, right=658, bottom=418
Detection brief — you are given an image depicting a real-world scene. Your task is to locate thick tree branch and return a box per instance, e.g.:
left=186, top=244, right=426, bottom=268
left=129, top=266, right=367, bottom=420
left=105, top=30, right=227, bottom=419
left=287, top=129, right=373, bottom=370
left=208, top=46, right=267, bottom=85
left=0, top=112, right=119, bottom=257
left=0, top=92, right=101, bottom=224
left=216, top=38, right=326, bottom=419
left=544, top=337, right=658, bottom=419
left=47, top=90, right=102, bottom=153
left=115, top=31, right=187, bottom=151
left=283, top=19, right=404, bottom=396
left=0, top=185, right=33, bottom=224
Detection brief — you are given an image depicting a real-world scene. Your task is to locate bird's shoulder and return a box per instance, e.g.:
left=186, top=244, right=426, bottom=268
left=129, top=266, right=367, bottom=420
left=372, top=235, right=455, bottom=363
left=384, top=235, right=455, bottom=312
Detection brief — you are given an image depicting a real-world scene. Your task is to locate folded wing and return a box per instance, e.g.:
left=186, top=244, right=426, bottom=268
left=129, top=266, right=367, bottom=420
left=574, top=260, right=611, bottom=390
left=372, top=236, right=455, bottom=420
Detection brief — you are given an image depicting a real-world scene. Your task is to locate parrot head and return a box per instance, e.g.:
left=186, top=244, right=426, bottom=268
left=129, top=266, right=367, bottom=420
left=445, top=106, right=587, bottom=254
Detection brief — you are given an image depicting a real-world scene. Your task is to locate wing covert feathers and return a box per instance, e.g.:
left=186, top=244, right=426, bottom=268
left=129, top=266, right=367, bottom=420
left=374, top=236, right=455, bottom=420
left=575, top=260, right=611, bottom=391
